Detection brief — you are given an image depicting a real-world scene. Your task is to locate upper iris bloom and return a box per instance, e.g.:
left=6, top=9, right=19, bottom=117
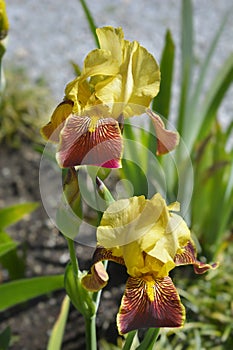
left=82, top=193, right=217, bottom=334
left=41, top=26, right=178, bottom=168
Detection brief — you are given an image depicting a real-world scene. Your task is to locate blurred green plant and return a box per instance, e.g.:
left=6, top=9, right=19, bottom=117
left=0, top=66, right=54, bottom=147
left=0, top=203, right=64, bottom=348
left=155, top=0, right=233, bottom=259
left=0, top=202, right=38, bottom=279
left=154, top=240, right=233, bottom=349
left=0, top=326, right=11, bottom=350
left=121, top=0, right=233, bottom=259
left=191, top=121, right=233, bottom=258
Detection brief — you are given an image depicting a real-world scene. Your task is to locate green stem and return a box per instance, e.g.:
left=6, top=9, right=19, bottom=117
left=67, top=237, right=97, bottom=349
left=66, top=237, right=79, bottom=276
left=85, top=315, right=97, bottom=350
left=92, top=260, right=108, bottom=310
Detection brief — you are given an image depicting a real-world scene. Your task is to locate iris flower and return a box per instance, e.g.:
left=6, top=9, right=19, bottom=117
left=41, top=26, right=178, bottom=168
left=82, top=193, right=217, bottom=334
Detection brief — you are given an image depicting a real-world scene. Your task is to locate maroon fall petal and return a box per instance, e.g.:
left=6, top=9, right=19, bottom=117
left=92, top=246, right=125, bottom=266
left=81, top=246, right=125, bottom=292
left=117, top=276, right=185, bottom=334
left=81, top=261, right=109, bottom=292
left=146, top=109, right=179, bottom=155
left=174, top=240, right=218, bottom=274
left=57, top=115, right=123, bottom=168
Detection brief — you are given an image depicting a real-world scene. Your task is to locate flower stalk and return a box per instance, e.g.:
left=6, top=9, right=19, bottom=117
left=85, top=314, right=97, bottom=350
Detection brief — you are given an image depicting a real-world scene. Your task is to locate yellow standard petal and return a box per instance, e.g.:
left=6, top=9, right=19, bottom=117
left=97, top=195, right=163, bottom=249
left=96, top=26, right=124, bottom=65
left=97, top=192, right=193, bottom=279
left=40, top=100, right=73, bottom=143
left=82, top=48, right=119, bottom=78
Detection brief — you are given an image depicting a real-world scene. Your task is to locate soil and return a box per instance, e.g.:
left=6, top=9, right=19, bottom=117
left=0, top=141, right=128, bottom=350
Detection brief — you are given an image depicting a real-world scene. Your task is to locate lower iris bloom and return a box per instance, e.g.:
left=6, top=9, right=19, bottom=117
left=82, top=193, right=217, bottom=334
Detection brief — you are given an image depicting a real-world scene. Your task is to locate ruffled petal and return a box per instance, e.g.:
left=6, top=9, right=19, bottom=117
left=81, top=246, right=125, bottom=292
left=146, top=109, right=179, bottom=155
left=117, top=275, right=185, bottom=334
left=56, top=114, right=123, bottom=168
left=65, top=78, right=92, bottom=114
left=41, top=100, right=73, bottom=143
left=174, top=240, right=218, bottom=274
left=83, top=48, right=119, bottom=78
left=96, top=26, right=124, bottom=65
left=97, top=195, right=164, bottom=248
left=81, top=261, right=109, bottom=292
left=129, top=44, right=160, bottom=103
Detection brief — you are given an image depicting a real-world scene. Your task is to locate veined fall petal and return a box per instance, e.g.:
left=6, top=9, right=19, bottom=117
left=117, top=276, right=185, bottom=334
left=57, top=114, right=123, bottom=168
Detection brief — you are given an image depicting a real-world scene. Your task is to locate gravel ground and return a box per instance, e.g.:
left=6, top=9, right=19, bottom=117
left=5, top=0, right=233, bottom=124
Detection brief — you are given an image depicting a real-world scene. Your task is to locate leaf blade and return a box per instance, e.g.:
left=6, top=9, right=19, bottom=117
left=152, top=30, right=175, bottom=120
left=0, top=202, right=39, bottom=230
left=47, top=295, right=70, bottom=350
left=0, top=275, right=64, bottom=311
left=0, top=241, right=18, bottom=257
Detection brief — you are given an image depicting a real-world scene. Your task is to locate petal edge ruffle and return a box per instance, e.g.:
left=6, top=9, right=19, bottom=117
left=146, top=109, right=179, bottom=155
left=174, top=240, right=218, bottom=274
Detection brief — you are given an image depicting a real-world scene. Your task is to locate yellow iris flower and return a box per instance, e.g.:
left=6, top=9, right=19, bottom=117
left=82, top=193, right=217, bottom=334
left=41, top=26, right=178, bottom=168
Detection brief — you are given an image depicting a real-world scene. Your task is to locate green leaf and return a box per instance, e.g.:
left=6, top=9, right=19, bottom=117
left=0, top=275, right=64, bottom=311
left=188, top=7, right=232, bottom=115
left=79, top=0, right=99, bottom=47
left=99, top=339, right=122, bottom=350
left=0, top=241, right=18, bottom=257
left=0, top=202, right=39, bottom=230
left=0, top=231, right=26, bottom=279
left=47, top=295, right=70, bottom=350
left=198, top=53, right=233, bottom=141
left=152, top=30, right=175, bottom=120
left=136, top=328, right=160, bottom=350
left=0, top=326, right=11, bottom=350
left=122, top=330, right=138, bottom=350
left=177, top=0, right=193, bottom=134
left=70, top=60, right=81, bottom=76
